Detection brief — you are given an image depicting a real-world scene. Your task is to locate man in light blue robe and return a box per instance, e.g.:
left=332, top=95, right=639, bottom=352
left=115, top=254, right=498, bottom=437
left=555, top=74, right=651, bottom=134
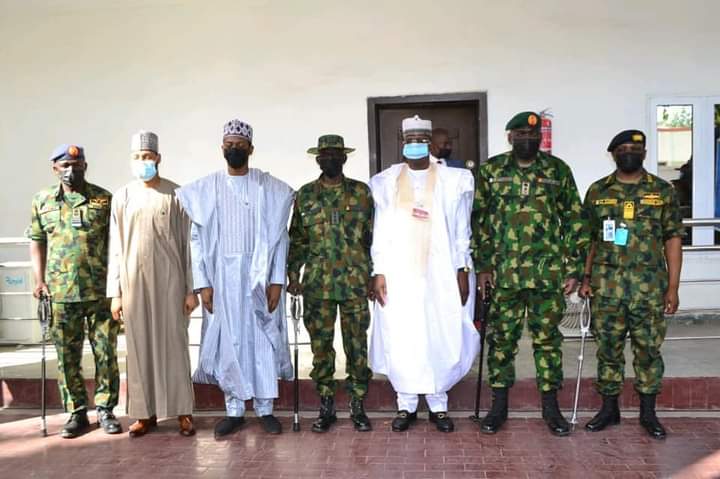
left=176, top=119, right=294, bottom=437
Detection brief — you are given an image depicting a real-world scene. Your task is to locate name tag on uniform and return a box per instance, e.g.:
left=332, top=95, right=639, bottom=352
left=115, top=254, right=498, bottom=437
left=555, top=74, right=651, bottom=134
left=412, top=207, right=430, bottom=220
left=640, top=198, right=664, bottom=206
left=623, top=201, right=635, bottom=220
left=71, top=209, right=82, bottom=228
left=521, top=181, right=530, bottom=196
left=614, top=224, right=629, bottom=246
left=603, top=219, right=616, bottom=242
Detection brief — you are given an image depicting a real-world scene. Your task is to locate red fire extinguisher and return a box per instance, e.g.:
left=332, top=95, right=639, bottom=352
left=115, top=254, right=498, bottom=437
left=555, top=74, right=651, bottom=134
left=540, top=109, right=553, bottom=154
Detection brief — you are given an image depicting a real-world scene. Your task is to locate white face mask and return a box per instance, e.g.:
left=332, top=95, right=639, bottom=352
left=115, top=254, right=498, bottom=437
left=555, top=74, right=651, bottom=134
left=131, top=160, right=157, bottom=181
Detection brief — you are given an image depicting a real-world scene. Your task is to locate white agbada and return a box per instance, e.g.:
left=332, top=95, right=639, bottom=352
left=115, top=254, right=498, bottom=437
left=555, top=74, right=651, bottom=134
left=175, top=169, right=294, bottom=406
left=369, top=162, right=479, bottom=394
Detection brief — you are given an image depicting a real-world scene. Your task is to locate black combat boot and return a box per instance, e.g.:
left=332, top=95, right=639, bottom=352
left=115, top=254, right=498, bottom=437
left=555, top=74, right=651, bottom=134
left=585, top=395, right=620, bottom=432
left=61, top=409, right=91, bottom=439
left=312, top=396, right=337, bottom=433
left=541, top=390, right=570, bottom=436
left=480, top=387, right=508, bottom=434
left=349, top=398, right=372, bottom=432
left=639, top=393, right=666, bottom=440
left=97, top=407, right=122, bottom=434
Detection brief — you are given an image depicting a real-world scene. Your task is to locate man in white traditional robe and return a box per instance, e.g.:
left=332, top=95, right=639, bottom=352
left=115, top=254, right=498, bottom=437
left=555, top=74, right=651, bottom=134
left=370, top=115, right=479, bottom=433
left=176, top=119, right=294, bottom=437
left=108, top=131, right=198, bottom=437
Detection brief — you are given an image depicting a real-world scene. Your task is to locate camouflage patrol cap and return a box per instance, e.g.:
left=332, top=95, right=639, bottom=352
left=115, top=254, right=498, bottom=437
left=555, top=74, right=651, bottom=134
left=307, top=134, right=355, bottom=155
left=49, top=144, right=85, bottom=162
left=505, top=111, right=541, bottom=131
left=607, top=129, right=646, bottom=152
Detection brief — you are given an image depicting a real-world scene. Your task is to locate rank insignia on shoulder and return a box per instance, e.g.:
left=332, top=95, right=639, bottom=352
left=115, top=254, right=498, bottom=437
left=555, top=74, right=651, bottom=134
left=89, top=198, right=109, bottom=208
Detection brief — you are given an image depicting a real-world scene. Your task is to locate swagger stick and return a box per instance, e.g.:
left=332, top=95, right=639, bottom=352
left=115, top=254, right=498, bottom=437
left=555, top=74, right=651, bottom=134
left=470, top=282, right=492, bottom=422
left=570, top=297, right=592, bottom=429
left=290, top=295, right=302, bottom=432
left=37, top=293, right=52, bottom=437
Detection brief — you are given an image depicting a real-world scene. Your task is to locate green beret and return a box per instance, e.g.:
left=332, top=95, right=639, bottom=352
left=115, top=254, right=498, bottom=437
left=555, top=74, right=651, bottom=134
left=607, top=130, right=646, bottom=152
left=505, top=111, right=541, bottom=131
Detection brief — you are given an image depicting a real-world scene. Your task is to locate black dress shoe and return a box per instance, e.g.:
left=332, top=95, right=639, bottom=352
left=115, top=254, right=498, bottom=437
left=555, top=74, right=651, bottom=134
left=349, top=398, right=372, bottom=432
left=214, top=416, right=245, bottom=438
left=260, top=415, right=283, bottom=434
left=585, top=395, right=620, bottom=432
left=429, top=411, right=454, bottom=433
left=312, top=396, right=337, bottom=433
left=391, top=410, right=417, bottom=432
left=480, top=388, right=508, bottom=434
left=541, top=391, right=570, bottom=437
left=639, top=393, right=666, bottom=440
left=97, top=408, right=122, bottom=434
left=61, top=410, right=91, bottom=439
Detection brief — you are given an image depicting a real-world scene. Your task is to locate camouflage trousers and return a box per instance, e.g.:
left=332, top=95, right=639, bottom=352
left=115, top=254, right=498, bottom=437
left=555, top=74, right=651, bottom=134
left=486, top=288, right=564, bottom=392
left=591, top=298, right=667, bottom=396
left=51, top=299, right=120, bottom=413
left=303, top=296, right=372, bottom=399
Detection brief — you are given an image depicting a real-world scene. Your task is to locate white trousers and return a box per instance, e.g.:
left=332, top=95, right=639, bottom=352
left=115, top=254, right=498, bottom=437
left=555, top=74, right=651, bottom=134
left=396, top=392, right=448, bottom=413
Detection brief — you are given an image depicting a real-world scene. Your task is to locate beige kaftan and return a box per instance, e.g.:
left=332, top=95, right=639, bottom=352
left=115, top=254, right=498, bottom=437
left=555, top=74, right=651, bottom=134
left=107, top=177, right=194, bottom=418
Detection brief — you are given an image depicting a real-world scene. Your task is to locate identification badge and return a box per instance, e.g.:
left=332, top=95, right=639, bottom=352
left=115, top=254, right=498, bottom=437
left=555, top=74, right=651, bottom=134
left=71, top=209, right=82, bottom=228
left=602, top=219, right=615, bottom=242
left=412, top=207, right=430, bottom=220
left=623, top=201, right=635, bottom=220
left=331, top=210, right=340, bottom=225
left=521, top=181, right=530, bottom=196
left=614, top=224, right=629, bottom=246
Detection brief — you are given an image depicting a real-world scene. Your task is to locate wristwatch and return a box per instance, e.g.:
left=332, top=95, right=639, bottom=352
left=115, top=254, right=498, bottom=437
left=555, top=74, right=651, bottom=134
left=458, top=266, right=471, bottom=273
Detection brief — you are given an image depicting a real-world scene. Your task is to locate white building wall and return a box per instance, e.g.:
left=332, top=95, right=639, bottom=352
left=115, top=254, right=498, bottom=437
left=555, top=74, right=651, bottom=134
left=1, top=0, right=718, bottom=305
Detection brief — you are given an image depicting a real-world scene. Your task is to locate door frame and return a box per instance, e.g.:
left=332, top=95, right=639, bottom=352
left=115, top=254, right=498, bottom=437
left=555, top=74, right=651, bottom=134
left=366, top=92, right=488, bottom=175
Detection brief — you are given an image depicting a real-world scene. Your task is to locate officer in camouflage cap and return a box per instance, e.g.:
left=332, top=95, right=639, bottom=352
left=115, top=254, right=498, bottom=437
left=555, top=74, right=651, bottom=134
left=28, top=144, right=121, bottom=438
left=471, top=112, right=588, bottom=436
left=288, top=134, right=374, bottom=433
left=579, top=130, right=683, bottom=440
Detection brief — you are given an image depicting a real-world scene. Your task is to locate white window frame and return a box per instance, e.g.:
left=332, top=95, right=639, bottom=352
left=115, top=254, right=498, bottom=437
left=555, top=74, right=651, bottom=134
left=647, top=95, right=717, bottom=246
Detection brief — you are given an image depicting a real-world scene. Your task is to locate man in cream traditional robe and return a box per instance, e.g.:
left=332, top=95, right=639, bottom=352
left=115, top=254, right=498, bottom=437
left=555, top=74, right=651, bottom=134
left=176, top=119, right=294, bottom=438
left=370, top=115, right=479, bottom=433
left=108, top=131, right=197, bottom=437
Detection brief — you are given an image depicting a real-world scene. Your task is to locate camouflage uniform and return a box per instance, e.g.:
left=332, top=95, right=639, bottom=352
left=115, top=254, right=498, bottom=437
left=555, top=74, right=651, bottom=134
left=583, top=172, right=683, bottom=395
left=472, top=151, right=587, bottom=392
left=287, top=176, right=373, bottom=399
left=28, top=182, right=119, bottom=412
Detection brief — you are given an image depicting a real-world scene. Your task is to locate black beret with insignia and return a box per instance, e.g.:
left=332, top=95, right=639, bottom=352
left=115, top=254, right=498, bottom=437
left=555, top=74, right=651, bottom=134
left=607, top=130, right=646, bottom=152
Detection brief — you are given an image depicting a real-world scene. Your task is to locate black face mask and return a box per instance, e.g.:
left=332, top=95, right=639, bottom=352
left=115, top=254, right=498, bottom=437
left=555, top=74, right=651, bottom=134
left=59, top=166, right=84, bottom=188
left=615, top=152, right=644, bottom=173
left=512, top=138, right=541, bottom=160
left=437, top=148, right=452, bottom=159
left=318, top=157, right=344, bottom=179
left=224, top=147, right=249, bottom=169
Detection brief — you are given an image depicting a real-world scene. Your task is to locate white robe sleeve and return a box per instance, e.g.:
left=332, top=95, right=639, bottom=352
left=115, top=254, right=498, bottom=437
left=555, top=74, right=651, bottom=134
left=106, top=195, right=122, bottom=298
left=268, top=230, right=289, bottom=285
left=190, top=222, right=211, bottom=290
left=370, top=175, right=393, bottom=276
left=452, top=172, right=474, bottom=270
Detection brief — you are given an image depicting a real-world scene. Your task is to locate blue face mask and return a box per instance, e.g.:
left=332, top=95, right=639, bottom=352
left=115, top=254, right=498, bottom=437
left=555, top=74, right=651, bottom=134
left=131, top=160, right=158, bottom=182
left=403, top=142, right=429, bottom=160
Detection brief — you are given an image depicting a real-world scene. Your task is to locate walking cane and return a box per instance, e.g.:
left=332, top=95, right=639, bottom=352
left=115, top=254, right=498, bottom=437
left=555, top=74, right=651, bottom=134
left=37, top=292, right=52, bottom=437
left=289, top=295, right=302, bottom=432
left=570, top=296, right=592, bottom=430
left=470, top=282, right=492, bottom=422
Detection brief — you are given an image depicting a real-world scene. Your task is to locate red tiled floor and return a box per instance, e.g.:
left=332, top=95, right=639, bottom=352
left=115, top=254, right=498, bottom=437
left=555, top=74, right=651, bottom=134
left=0, top=412, right=719, bottom=478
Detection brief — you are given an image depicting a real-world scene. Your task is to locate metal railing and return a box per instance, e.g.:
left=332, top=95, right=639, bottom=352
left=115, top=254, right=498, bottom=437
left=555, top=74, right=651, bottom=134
left=682, top=218, right=720, bottom=252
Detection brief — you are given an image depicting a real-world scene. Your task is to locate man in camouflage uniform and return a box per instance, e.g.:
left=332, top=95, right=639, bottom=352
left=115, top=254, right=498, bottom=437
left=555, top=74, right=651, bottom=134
left=287, top=134, right=373, bottom=433
left=28, top=144, right=121, bottom=438
left=579, top=130, right=683, bottom=440
left=471, top=112, right=587, bottom=436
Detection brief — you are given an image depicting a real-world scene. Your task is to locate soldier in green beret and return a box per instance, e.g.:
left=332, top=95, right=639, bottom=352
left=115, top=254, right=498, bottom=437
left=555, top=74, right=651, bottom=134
left=287, top=134, right=374, bottom=433
left=28, top=144, right=121, bottom=438
left=579, top=130, right=683, bottom=440
left=471, top=112, right=588, bottom=436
